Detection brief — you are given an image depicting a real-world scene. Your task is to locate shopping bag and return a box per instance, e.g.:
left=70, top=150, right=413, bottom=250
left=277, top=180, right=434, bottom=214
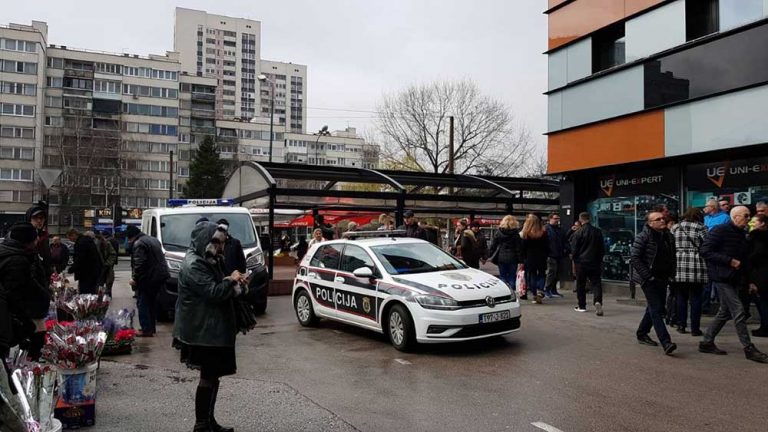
left=516, top=269, right=527, bottom=297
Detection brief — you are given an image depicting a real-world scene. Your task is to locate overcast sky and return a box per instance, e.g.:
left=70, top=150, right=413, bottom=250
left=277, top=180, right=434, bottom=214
left=7, top=0, right=548, bottom=149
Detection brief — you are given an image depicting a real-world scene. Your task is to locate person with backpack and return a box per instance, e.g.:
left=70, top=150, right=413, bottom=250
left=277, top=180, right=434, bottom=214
left=127, top=225, right=170, bottom=337
left=489, top=215, right=523, bottom=297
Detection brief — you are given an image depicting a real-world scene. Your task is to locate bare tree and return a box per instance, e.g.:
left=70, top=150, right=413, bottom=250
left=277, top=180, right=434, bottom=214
left=375, top=80, right=534, bottom=176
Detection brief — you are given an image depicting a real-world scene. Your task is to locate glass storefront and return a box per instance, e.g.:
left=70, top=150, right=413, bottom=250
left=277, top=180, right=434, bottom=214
left=686, top=157, right=768, bottom=210
left=585, top=167, right=679, bottom=281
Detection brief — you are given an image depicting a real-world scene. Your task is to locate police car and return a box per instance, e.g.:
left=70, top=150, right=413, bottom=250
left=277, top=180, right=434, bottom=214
left=292, top=231, right=520, bottom=351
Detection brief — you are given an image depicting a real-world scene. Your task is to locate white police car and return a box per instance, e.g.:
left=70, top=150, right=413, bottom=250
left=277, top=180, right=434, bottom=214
left=292, top=232, right=520, bottom=351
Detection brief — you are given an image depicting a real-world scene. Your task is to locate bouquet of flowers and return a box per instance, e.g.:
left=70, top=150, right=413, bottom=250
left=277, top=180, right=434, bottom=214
left=1, top=350, right=58, bottom=432
left=41, top=321, right=107, bottom=370
left=102, top=309, right=137, bottom=355
left=60, top=293, right=111, bottom=321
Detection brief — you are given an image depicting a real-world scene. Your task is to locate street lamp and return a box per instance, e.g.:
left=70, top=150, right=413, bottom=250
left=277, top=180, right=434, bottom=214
left=257, top=74, right=275, bottom=163
left=313, top=125, right=330, bottom=165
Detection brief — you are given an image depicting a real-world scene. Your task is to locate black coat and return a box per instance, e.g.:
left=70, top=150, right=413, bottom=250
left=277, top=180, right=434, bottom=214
left=319, top=224, right=335, bottom=241
left=69, top=235, right=104, bottom=291
left=748, top=229, right=768, bottom=293
left=131, top=233, right=170, bottom=292
left=490, top=228, right=523, bottom=266
left=26, top=205, right=52, bottom=276
left=570, top=223, right=605, bottom=269
left=0, top=239, right=50, bottom=350
left=398, top=222, right=428, bottom=241
left=701, top=222, right=748, bottom=284
left=545, top=224, right=570, bottom=258
left=460, top=231, right=481, bottom=268
left=522, top=234, right=549, bottom=277
left=222, top=236, right=247, bottom=275
left=630, top=225, right=676, bottom=286
left=50, top=242, right=70, bottom=274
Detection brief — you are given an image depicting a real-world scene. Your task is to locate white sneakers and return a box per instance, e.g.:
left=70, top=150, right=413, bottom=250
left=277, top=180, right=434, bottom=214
left=595, top=302, right=604, bottom=317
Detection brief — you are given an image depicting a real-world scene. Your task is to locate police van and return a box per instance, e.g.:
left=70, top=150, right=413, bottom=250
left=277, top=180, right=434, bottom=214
left=292, top=231, right=521, bottom=351
left=140, top=198, right=269, bottom=319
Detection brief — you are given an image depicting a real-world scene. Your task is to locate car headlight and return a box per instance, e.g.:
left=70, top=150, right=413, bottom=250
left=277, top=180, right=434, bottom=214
left=502, top=281, right=517, bottom=302
left=414, top=295, right=460, bottom=310
left=167, top=257, right=182, bottom=272
left=247, top=251, right=265, bottom=268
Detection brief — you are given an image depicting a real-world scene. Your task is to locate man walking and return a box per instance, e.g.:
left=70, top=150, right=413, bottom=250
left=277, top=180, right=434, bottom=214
left=127, top=225, right=169, bottom=337
left=631, top=211, right=678, bottom=355
left=66, top=228, right=104, bottom=294
left=570, top=212, right=605, bottom=315
left=698, top=206, right=768, bottom=363
left=399, top=210, right=428, bottom=240
left=545, top=213, right=569, bottom=298
left=470, top=221, right=489, bottom=266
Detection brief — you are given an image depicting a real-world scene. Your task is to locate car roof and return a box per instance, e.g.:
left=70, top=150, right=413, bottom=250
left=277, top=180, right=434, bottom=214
left=144, top=206, right=251, bottom=216
left=323, top=237, right=429, bottom=248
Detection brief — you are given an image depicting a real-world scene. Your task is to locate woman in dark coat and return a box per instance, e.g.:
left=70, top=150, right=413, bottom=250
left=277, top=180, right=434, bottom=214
left=460, top=229, right=481, bottom=269
left=521, top=214, right=549, bottom=304
left=748, top=214, right=768, bottom=337
left=489, top=215, right=523, bottom=296
left=173, top=222, right=248, bottom=432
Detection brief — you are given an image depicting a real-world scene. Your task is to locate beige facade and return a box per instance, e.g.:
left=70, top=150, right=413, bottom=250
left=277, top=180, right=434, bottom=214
left=259, top=60, right=307, bottom=133
left=284, top=128, right=378, bottom=169
left=0, top=22, right=47, bottom=223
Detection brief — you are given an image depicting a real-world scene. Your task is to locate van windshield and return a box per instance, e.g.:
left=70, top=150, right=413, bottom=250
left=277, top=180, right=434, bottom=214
left=160, top=213, right=258, bottom=252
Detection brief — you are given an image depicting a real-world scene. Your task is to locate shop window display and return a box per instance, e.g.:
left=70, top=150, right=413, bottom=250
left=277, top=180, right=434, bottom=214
left=588, top=194, right=679, bottom=281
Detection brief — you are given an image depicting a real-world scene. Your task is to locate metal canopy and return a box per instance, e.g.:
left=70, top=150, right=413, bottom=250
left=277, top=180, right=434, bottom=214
left=222, top=162, right=560, bottom=279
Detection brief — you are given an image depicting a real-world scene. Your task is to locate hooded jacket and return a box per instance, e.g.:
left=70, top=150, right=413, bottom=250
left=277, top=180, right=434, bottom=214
left=25, top=205, right=52, bottom=276
left=173, top=222, right=238, bottom=347
left=0, top=238, right=50, bottom=350
left=490, top=228, right=523, bottom=266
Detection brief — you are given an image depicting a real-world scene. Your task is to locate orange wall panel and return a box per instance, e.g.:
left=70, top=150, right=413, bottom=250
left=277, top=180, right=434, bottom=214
left=548, top=0, right=665, bottom=50
left=547, top=111, right=665, bottom=173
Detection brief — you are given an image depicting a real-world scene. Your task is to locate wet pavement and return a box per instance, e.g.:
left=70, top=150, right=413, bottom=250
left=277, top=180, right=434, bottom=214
left=99, top=265, right=768, bottom=432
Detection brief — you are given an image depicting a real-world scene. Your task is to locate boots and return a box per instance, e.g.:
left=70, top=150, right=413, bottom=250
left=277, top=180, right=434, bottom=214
left=193, top=385, right=214, bottom=431
left=744, top=344, right=768, bottom=364
left=210, top=382, right=234, bottom=432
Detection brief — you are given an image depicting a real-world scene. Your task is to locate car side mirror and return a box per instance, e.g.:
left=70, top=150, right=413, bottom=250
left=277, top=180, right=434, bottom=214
left=353, top=267, right=374, bottom=278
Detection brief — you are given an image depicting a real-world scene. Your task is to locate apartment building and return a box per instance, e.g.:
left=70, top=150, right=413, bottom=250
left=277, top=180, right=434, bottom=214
left=0, top=22, right=47, bottom=226
left=546, top=0, right=768, bottom=282
left=285, top=127, right=378, bottom=169
left=216, top=117, right=286, bottom=163
left=173, top=8, right=307, bottom=133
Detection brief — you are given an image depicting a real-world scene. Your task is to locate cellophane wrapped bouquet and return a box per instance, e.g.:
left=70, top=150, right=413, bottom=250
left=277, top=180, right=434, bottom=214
left=41, top=321, right=107, bottom=370
left=102, top=309, right=136, bottom=355
left=1, top=348, right=58, bottom=432
left=60, top=292, right=111, bottom=321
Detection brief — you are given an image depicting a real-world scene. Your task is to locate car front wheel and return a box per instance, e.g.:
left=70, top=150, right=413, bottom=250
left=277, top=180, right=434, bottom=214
left=387, top=304, right=415, bottom=352
left=294, top=290, right=318, bottom=327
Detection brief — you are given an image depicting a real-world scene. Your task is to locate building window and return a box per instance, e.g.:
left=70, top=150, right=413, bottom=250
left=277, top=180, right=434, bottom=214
left=0, top=190, right=33, bottom=203
left=0, top=127, right=35, bottom=139
left=592, top=22, right=625, bottom=73
left=0, top=104, right=35, bottom=117
left=1, top=60, right=37, bottom=74
left=0, top=168, right=33, bottom=182
left=1, top=38, right=37, bottom=53
left=0, top=146, right=34, bottom=159
left=1, top=81, right=36, bottom=95
left=686, top=0, right=719, bottom=41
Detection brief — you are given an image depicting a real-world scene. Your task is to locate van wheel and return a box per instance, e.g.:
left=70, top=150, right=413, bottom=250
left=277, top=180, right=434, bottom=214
left=294, top=290, right=318, bottom=326
left=387, top=304, right=416, bottom=352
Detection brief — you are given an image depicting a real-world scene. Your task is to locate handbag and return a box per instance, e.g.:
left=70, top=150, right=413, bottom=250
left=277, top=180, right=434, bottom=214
left=516, top=269, right=527, bottom=297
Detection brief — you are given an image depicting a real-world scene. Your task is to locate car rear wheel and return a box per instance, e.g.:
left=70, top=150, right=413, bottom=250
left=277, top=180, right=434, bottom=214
left=387, top=304, right=416, bottom=352
left=294, top=290, right=318, bottom=327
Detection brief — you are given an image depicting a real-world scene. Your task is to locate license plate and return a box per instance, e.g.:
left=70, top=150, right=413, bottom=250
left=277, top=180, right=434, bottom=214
left=479, top=310, right=511, bottom=324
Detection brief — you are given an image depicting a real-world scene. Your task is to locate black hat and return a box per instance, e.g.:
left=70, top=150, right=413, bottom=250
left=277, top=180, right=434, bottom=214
left=8, top=222, right=37, bottom=244
left=126, top=225, right=141, bottom=239
left=403, top=210, right=415, bottom=218
left=216, top=218, right=230, bottom=226
left=469, top=221, right=481, bottom=228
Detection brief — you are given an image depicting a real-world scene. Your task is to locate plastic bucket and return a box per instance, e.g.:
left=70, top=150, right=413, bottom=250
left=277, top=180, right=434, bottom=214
left=59, top=363, right=98, bottom=405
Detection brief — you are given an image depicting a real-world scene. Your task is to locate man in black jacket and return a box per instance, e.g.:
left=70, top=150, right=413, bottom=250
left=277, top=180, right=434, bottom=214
left=630, top=212, right=677, bottom=355
left=545, top=213, right=569, bottom=298
left=0, top=223, right=50, bottom=359
left=26, top=203, right=52, bottom=277
left=470, top=221, right=489, bottom=265
left=570, top=212, right=605, bottom=315
left=699, top=206, right=768, bottom=363
left=66, top=228, right=104, bottom=294
left=398, top=210, right=428, bottom=241
left=217, top=218, right=246, bottom=275
left=127, top=225, right=170, bottom=337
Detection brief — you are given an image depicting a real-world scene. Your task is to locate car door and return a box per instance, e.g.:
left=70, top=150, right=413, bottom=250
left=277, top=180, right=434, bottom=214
left=333, top=244, right=382, bottom=327
left=306, top=243, right=343, bottom=319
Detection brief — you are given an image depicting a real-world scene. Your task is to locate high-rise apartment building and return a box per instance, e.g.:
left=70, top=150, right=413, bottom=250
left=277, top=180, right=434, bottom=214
left=0, top=22, right=47, bottom=225
left=174, top=8, right=307, bottom=133
left=546, top=0, right=768, bottom=282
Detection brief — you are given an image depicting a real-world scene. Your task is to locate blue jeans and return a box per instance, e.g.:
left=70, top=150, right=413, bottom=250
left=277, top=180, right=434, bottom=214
left=637, top=279, right=672, bottom=346
left=498, top=262, right=517, bottom=292
left=675, top=282, right=703, bottom=332
left=528, top=273, right=545, bottom=297
left=137, top=289, right=158, bottom=334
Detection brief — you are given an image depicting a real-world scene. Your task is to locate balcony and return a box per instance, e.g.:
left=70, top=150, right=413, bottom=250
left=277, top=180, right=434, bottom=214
left=64, top=69, right=93, bottom=79
left=191, top=125, right=216, bottom=134
left=191, top=109, right=215, bottom=119
left=191, top=92, right=215, bottom=102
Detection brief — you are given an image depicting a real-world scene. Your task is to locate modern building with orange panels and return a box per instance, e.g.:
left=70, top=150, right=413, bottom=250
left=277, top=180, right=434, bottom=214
left=546, top=0, right=768, bottom=281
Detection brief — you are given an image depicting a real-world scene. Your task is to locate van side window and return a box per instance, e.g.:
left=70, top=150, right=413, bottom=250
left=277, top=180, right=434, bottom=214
left=150, top=217, right=158, bottom=238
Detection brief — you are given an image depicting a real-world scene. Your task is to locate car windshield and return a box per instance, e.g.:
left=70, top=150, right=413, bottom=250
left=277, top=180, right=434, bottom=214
left=370, top=243, right=466, bottom=275
left=160, top=213, right=258, bottom=252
